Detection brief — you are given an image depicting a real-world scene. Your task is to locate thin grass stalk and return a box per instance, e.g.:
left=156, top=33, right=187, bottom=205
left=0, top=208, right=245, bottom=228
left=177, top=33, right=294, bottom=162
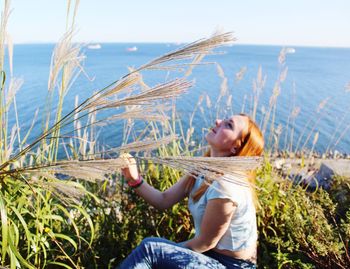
left=296, top=98, right=331, bottom=153
left=283, top=84, right=297, bottom=151
left=45, top=0, right=82, bottom=162
left=267, top=65, right=284, bottom=149
left=252, top=66, right=266, bottom=121
left=326, top=108, right=350, bottom=153
left=241, top=94, right=247, bottom=114
left=267, top=97, right=278, bottom=149
left=309, top=132, right=319, bottom=158
left=283, top=112, right=291, bottom=151
left=0, top=1, right=14, bottom=167
left=332, top=123, right=350, bottom=150
left=300, top=114, right=323, bottom=152
left=289, top=106, right=300, bottom=152
left=261, top=82, right=280, bottom=143
left=6, top=37, right=23, bottom=156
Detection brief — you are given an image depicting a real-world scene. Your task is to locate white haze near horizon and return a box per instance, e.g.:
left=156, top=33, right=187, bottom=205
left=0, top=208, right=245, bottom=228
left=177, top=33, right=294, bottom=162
left=6, top=0, right=350, bottom=48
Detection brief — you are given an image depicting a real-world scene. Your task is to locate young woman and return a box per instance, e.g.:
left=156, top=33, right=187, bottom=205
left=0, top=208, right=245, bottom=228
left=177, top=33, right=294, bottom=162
left=119, top=114, right=264, bottom=269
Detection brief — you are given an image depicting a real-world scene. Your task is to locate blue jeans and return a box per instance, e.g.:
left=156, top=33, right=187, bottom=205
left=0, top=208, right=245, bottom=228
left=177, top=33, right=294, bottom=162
left=118, top=237, right=256, bottom=269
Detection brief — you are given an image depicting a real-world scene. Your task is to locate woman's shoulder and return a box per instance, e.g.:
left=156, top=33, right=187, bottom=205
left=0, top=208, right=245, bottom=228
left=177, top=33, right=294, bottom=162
left=207, top=174, right=251, bottom=203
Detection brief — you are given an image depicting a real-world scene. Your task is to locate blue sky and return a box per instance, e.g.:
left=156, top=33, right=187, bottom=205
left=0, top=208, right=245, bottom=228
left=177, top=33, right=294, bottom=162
left=6, top=0, right=350, bottom=47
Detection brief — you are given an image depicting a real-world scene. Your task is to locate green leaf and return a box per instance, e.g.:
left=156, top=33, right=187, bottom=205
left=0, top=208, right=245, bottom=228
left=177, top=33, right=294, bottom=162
left=73, top=204, right=95, bottom=247
left=10, top=206, right=33, bottom=257
left=51, top=233, right=78, bottom=251
left=47, top=261, right=74, bottom=269
left=8, top=235, right=36, bottom=269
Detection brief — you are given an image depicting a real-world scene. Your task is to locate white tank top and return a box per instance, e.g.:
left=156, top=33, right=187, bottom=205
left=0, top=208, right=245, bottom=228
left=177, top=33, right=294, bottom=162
left=188, top=175, right=257, bottom=251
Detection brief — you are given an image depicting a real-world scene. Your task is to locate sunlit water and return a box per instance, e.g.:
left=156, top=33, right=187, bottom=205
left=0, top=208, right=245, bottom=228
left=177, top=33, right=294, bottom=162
left=5, top=43, right=350, bottom=155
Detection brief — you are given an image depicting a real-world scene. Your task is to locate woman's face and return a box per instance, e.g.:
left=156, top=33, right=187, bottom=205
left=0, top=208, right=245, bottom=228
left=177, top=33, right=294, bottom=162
left=205, top=115, right=248, bottom=156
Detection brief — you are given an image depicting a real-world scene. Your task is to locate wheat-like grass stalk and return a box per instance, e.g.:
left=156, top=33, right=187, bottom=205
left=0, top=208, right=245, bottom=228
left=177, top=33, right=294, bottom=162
left=136, top=32, right=235, bottom=72
left=261, top=82, right=280, bottom=136
left=47, top=30, right=84, bottom=93
left=60, top=105, right=169, bottom=137
left=52, top=79, right=188, bottom=151
left=141, top=156, right=262, bottom=186
left=29, top=175, right=88, bottom=204
left=235, top=66, right=247, bottom=83
left=215, top=63, right=229, bottom=118
left=115, top=135, right=178, bottom=154
left=84, top=78, right=192, bottom=111
left=47, top=29, right=86, bottom=162
left=0, top=135, right=177, bottom=179
left=2, top=158, right=126, bottom=178
left=0, top=0, right=10, bottom=70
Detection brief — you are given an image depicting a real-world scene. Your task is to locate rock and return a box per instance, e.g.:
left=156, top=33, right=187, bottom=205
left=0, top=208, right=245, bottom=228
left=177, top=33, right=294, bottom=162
left=311, top=163, right=335, bottom=189
left=274, top=159, right=285, bottom=170
left=333, top=150, right=340, bottom=159
left=287, top=163, right=335, bottom=190
left=283, top=163, right=292, bottom=170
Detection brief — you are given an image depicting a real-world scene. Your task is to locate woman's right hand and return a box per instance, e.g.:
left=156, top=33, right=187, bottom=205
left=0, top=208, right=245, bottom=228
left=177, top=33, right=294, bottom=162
left=121, top=153, right=140, bottom=182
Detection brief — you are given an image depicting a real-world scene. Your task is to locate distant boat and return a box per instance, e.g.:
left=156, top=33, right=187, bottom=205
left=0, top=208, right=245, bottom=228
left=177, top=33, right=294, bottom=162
left=88, top=44, right=101, bottom=49
left=286, top=48, right=296, bottom=54
left=127, top=46, right=138, bottom=52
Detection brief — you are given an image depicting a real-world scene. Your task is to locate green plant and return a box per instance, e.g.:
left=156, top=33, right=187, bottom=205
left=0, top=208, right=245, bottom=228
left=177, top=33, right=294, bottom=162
left=256, top=159, right=350, bottom=268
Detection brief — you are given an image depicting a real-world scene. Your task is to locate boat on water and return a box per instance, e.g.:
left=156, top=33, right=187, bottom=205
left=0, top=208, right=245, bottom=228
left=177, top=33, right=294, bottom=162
left=126, top=46, right=138, bottom=52
left=286, top=47, right=296, bottom=54
left=88, top=44, right=102, bottom=49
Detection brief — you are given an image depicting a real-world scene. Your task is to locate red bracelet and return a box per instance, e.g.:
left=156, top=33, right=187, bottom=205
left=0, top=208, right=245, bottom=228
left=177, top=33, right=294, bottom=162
left=127, top=175, right=144, bottom=188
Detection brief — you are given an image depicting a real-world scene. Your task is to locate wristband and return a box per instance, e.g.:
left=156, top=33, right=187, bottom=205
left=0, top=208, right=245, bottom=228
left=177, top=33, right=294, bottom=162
left=127, top=175, right=144, bottom=189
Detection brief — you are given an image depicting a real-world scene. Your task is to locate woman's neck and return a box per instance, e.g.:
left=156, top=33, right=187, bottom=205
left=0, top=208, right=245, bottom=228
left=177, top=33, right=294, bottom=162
left=209, top=148, right=232, bottom=157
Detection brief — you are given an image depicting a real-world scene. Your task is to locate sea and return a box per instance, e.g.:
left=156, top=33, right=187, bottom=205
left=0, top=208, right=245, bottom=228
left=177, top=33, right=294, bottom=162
left=4, top=43, right=350, bottom=155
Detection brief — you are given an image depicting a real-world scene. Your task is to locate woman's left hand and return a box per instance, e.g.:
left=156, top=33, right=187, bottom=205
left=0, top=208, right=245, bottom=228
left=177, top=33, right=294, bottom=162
left=121, top=153, right=140, bottom=182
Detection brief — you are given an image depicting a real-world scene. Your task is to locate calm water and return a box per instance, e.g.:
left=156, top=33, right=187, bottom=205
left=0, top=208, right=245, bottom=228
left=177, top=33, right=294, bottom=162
left=5, top=43, right=350, bottom=154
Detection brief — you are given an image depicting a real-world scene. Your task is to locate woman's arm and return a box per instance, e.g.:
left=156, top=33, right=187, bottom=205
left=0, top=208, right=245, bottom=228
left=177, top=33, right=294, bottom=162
left=185, top=198, right=236, bottom=252
left=121, top=154, right=190, bottom=210
left=133, top=176, right=190, bottom=210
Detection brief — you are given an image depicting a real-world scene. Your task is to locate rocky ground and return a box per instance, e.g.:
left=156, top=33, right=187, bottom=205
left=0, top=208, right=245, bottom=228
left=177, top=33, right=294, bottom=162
left=271, top=157, right=350, bottom=189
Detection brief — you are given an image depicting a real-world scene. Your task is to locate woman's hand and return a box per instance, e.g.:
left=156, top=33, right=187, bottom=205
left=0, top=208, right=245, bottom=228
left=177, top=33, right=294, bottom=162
left=121, top=153, right=140, bottom=182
